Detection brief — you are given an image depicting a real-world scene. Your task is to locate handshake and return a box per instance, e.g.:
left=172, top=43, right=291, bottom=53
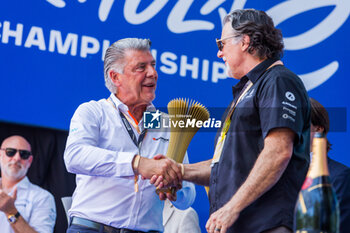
left=132, top=154, right=185, bottom=201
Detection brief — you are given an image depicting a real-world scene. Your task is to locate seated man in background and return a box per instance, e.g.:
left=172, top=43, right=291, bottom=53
left=310, top=98, right=350, bottom=232
left=0, top=135, right=56, bottom=233
left=163, top=199, right=201, bottom=233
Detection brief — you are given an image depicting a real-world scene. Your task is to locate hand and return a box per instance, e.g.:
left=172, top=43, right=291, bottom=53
left=0, top=188, right=17, bottom=215
left=206, top=203, right=239, bottom=233
left=138, top=154, right=182, bottom=187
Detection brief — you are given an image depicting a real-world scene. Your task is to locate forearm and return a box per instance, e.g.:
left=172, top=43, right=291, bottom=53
left=183, top=159, right=212, bottom=186
left=11, top=217, right=38, bottom=233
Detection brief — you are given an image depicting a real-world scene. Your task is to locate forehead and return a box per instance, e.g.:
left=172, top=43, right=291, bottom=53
left=221, top=23, right=234, bottom=37
left=1, top=137, right=31, bottom=150
left=124, top=50, right=154, bottom=66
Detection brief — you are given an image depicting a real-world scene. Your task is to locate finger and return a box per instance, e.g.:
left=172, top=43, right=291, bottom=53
left=166, top=192, right=177, bottom=201
left=158, top=192, right=166, bottom=201
left=150, top=175, right=158, bottom=184
left=154, top=176, right=163, bottom=187
left=156, top=181, right=164, bottom=189
left=205, top=219, right=211, bottom=233
left=153, top=154, right=165, bottom=160
left=221, top=225, right=227, bottom=233
left=165, top=167, right=179, bottom=186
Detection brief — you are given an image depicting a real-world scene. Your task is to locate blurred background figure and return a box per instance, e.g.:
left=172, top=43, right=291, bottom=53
left=0, top=135, right=56, bottom=233
left=310, top=98, right=350, bottom=233
left=163, top=199, right=201, bottom=233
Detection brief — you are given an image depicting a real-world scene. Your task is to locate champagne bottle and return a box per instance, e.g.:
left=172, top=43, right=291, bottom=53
left=294, top=132, right=339, bottom=233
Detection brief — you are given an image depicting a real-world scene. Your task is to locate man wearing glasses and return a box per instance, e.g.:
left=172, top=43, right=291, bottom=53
left=168, top=9, right=311, bottom=233
left=0, top=135, right=56, bottom=233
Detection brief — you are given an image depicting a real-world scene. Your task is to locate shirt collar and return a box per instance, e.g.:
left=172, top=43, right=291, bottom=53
left=231, top=57, right=279, bottom=97
left=0, top=176, right=30, bottom=195
left=109, top=94, right=156, bottom=113
left=245, top=57, right=280, bottom=83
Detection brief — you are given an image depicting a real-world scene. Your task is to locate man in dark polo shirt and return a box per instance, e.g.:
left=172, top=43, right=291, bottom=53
left=176, top=9, right=310, bottom=233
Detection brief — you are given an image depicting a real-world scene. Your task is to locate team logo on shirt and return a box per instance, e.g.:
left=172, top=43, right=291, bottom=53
left=285, top=91, right=296, bottom=101
left=143, top=110, right=161, bottom=129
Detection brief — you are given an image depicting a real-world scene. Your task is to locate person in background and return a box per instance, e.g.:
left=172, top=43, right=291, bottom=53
left=0, top=135, right=56, bottom=233
left=310, top=97, right=350, bottom=233
left=163, top=199, right=201, bottom=233
left=64, top=38, right=195, bottom=233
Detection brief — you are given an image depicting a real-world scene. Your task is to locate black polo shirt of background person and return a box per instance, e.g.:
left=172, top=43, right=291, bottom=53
left=209, top=58, right=311, bottom=233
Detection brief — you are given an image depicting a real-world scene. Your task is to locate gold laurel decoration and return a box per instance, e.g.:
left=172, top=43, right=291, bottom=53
left=156, top=98, right=210, bottom=195
left=166, top=98, right=210, bottom=163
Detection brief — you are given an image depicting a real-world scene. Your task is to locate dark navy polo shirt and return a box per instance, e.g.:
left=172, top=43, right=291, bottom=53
left=209, top=58, right=310, bottom=233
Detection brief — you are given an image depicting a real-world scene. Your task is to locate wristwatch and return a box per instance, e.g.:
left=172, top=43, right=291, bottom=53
left=8, top=212, right=20, bottom=224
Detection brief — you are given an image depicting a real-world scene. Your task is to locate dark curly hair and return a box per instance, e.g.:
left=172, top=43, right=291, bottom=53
left=223, top=9, right=284, bottom=60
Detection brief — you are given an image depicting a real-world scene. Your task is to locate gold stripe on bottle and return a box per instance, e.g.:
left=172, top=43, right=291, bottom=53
left=309, top=137, right=329, bottom=178
left=299, top=193, right=307, bottom=213
left=307, top=183, right=332, bottom=192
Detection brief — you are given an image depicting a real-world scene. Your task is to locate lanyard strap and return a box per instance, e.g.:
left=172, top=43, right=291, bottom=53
left=119, top=111, right=147, bottom=149
left=107, top=98, right=147, bottom=149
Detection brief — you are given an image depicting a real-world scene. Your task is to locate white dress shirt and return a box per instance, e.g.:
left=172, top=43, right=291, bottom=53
left=64, top=94, right=196, bottom=232
left=0, top=177, right=56, bottom=233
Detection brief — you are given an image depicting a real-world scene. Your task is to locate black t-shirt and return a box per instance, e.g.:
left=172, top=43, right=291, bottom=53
left=209, top=58, right=310, bottom=233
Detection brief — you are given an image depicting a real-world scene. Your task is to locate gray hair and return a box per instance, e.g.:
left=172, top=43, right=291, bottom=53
left=223, top=9, right=284, bottom=59
left=103, top=38, right=151, bottom=93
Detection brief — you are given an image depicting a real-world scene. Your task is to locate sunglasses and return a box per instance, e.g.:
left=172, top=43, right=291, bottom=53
left=1, top=148, right=32, bottom=160
left=216, top=35, right=237, bottom=51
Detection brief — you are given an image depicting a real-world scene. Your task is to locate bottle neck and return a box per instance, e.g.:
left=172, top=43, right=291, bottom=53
left=308, top=137, right=329, bottom=178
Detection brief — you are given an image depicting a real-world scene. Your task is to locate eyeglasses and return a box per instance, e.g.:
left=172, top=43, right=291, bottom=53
left=0, top=148, right=32, bottom=160
left=216, top=35, right=237, bottom=51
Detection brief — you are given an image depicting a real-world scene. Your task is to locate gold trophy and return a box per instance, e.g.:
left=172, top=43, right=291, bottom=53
left=157, top=98, right=210, bottom=195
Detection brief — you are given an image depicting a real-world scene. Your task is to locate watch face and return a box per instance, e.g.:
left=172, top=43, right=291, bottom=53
left=8, top=215, right=17, bottom=223
left=8, top=215, right=17, bottom=224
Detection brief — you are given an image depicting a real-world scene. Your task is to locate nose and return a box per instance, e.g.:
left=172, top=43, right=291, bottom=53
left=13, top=151, right=22, bottom=161
left=146, top=65, right=157, bottom=79
left=217, top=50, right=223, bottom=58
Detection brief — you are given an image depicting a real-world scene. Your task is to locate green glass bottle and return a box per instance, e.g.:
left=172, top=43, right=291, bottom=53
left=294, top=132, right=339, bottom=233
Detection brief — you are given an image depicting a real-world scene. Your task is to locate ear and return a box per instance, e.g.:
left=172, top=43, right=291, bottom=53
left=109, top=70, right=122, bottom=87
left=28, top=155, right=33, bottom=166
left=315, top=126, right=325, bottom=133
left=241, top=35, right=250, bottom=52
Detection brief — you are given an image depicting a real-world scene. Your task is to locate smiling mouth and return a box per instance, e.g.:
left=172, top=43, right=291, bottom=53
left=143, top=83, right=156, bottom=88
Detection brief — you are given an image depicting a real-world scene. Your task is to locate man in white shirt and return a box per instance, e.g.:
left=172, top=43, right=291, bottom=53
left=163, top=200, right=201, bottom=233
left=0, top=135, right=56, bottom=233
left=65, top=38, right=195, bottom=233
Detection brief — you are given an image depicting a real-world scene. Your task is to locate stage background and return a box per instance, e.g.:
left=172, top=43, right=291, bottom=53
left=1, top=1, right=349, bottom=232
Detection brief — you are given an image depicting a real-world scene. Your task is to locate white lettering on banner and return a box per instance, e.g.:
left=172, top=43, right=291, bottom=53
left=167, top=0, right=214, bottom=33
left=0, top=20, right=228, bottom=84
left=201, top=59, right=209, bottom=82
left=80, top=36, right=100, bottom=58
left=160, top=52, right=178, bottom=75
left=124, top=0, right=168, bottom=25
left=212, top=62, right=227, bottom=83
left=2, top=21, right=23, bottom=46
left=49, top=30, right=78, bottom=56
left=44, top=0, right=350, bottom=90
left=24, top=26, right=46, bottom=50
left=180, top=55, right=199, bottom=79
